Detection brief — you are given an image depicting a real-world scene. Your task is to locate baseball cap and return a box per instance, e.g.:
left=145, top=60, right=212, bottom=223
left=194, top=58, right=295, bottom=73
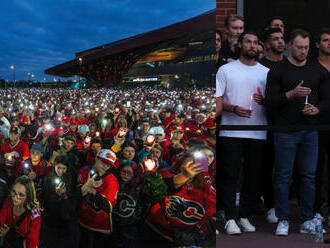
left=148, top=126, right=165, bottom=136
left=64, top=133, right=76, bottom=143
left=78, top=124, right=90, bottom=135
left=171, top=125, right=185, bottom=133
left=97, top=149, right=117, bottom=168
left=10, top=126, right=21, bottom=135
left=30, top=143, right=43, bottom=153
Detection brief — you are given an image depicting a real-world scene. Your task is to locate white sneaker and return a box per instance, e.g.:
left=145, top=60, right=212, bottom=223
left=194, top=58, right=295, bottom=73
left=313, top=213, right=324, bottom=222
left=275, top=220, right=289, bottom=236
left=312, top=214, right=327, bottom=234
left=225, top=219, right=242, bottom=235
left=300, top=219, right=316, bottom=234
left=238, top=218, right=256, bottom=232
left=266, top=208, right=279, bottom=224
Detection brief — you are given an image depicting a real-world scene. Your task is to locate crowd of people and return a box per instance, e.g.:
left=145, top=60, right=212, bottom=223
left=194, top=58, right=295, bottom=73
left=216, top=14, right=330, bottom=237
left=0, top=87, right=216, bottom=248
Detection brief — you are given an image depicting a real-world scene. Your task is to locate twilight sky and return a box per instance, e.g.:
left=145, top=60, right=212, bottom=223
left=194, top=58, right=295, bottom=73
left=0, top=0, right=214, bottom=82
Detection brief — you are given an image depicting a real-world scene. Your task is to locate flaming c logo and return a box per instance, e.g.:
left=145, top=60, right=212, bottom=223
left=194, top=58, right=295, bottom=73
left=166, top=196, right=205, bottom=225
left=106, top=151, right=116, bottom=162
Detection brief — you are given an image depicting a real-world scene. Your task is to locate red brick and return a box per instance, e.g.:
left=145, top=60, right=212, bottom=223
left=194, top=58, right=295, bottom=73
left=225, top=9, right=237, bottom=15
left=219, top=2, right=236, bottom=9
left=216, top=8, right=226, bottom=15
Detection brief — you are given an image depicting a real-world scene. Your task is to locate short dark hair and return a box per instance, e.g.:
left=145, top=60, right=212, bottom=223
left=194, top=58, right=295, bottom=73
left=265, top=16, right=285, bottom=29
left=264, top=28, right=283, bottom=42
left=90, top=138, right=103, bottom=147
left=54, top=155, right=70, bottom=167
left=238, top=31, right=259, bottom=43
left=289, top=29, right=310, bottom=43
left=315, top=27, right=330, bottom=43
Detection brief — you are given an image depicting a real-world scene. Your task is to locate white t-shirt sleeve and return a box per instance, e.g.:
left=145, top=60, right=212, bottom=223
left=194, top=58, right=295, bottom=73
left=216, top=67, right=226, bottom=98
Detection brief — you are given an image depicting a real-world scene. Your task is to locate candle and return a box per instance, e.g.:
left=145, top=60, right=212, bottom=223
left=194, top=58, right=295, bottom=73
left=305, top=95, right=308, bottom=105
left=249, top=95, right=253, bottom=111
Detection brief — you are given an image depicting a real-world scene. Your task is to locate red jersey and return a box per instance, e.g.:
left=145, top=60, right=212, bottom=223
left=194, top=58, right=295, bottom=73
left=146, top=179, right=216, bottom=240
left=77, top=166, right=119, bottom=234
left=15, top=159, right=51, bottom=178
left=75, top=118, right=89, bottom=126
left=0, top=140, right=30, bottom=177
left=162, top=140, right=186, bottom=165
left=0, top=198, right=41, bottom=248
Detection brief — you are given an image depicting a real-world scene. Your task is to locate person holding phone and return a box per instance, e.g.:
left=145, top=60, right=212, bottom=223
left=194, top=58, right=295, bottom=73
left=77, top=149, right=119, bottom=248
left=0, top=176, right=41, bottom=248
left=144, top=151, right=216, bottom=247
left=41, top=155, right=81, bottom=248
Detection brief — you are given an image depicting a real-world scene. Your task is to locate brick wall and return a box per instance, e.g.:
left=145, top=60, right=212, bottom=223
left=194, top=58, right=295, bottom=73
left=216, top=0, right=238, bottom=30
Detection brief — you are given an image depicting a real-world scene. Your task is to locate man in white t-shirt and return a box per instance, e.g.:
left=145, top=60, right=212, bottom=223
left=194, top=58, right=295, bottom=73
left=216, top=31, right=269, bottom=235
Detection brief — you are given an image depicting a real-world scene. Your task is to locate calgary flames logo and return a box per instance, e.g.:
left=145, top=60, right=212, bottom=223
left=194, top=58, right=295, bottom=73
left=106, top=151, right=116, bottom=163
left=117, top=128, right=127, bottom=138
left=166, top=196, right=205, bottom=225
left=116, top=193, right=136, bottom=218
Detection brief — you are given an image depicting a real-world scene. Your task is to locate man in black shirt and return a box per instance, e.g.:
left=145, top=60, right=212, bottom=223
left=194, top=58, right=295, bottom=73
left=260, top=28, right=286, bottom=70
left=259, top=27, right=286, bottom=225
left=313, top=27, right=330, bottom=226
left=265, top=29, right=330, bottom=236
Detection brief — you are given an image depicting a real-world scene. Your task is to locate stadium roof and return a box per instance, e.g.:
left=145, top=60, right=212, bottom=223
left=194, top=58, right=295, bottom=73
left=45, top=9, right=215, bottom=77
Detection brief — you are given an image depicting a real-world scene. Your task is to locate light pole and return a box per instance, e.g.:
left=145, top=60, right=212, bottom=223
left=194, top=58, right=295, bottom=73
left=78, top=57, right=83, bottom=84
left=10, top=65, right=16, bottom=87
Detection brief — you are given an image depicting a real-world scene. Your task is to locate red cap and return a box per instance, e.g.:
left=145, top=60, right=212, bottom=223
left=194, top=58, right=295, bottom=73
left=171, top=125, right=185, bottom=133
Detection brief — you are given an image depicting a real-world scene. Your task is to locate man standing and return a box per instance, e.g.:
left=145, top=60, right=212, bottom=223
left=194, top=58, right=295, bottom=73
left=265, top=29, right=330, bottom=236
left=259, top=27, right=286, bottom=224
left=217, top=31, right=269, bottom=235
left=261, top=28, right=286, bottom=69
left=313, top=28, right=330, bottom=225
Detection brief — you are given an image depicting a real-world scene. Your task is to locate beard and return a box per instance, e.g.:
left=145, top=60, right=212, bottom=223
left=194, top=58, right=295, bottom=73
left=270, top=46, right=284, bottom=55
left=241, top=50, right=257, bottom=60
left=292, top=53, right=307, bottom=63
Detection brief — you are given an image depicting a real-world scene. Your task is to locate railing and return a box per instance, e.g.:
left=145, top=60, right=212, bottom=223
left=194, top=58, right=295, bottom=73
left=217, top=125, right=330, bottom=131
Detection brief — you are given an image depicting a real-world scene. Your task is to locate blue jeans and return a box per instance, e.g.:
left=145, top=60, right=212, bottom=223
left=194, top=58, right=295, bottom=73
left=273, top=131, right=318, bottom=222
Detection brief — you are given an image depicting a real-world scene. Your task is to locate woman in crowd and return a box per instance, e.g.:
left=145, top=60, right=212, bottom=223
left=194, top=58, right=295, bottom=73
left=40, top=155, right=81, bottom=248
left=150, top=143, right=170, bottom=170
left=113, top=160, right=143, bottom=248
left=118, top=141, right=140, bottom=166
left=0, top=176, right=41, bottom=248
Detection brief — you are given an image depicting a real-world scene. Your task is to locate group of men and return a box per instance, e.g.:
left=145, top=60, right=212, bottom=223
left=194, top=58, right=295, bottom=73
left=216, top=14, right=330, bottom=236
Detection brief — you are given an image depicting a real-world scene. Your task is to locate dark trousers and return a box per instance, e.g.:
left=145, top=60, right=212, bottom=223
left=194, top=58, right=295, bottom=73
left=218, top=137, right=266, bottom=220
left=260, top=132, right=275, bottom=209
left=314, top=131, right=330, bottom=214
left=39, top=222, right=79, bottom=248
left=114, top=224, right=138, bottom=248
left=273, top=131, right=318, bottom=222
left=79, top=226, right=115, bottom=248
